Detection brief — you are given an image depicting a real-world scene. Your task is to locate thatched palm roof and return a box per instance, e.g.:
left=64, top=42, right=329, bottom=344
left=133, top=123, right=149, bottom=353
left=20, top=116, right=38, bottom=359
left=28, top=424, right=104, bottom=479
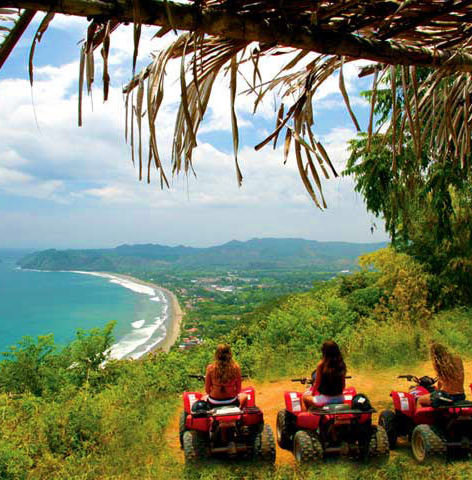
left=2, top=1, right=472, bottom=206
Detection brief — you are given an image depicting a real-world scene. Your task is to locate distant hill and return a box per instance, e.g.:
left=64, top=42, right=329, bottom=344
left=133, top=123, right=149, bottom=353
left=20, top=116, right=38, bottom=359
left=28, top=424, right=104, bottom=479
left=18, top=238, right=387, bottom=272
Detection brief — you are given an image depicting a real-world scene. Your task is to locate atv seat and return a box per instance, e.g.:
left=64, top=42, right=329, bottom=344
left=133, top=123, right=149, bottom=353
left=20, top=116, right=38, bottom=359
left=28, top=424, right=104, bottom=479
left=309, top=405, right=375, bottom=415
left=211, top=406, right=242, bottom=416
left=310, top=404, right=351, bottom=413
left=437, top=400, right=472, bottom=409
left=323, top=403, right=351, bottom=412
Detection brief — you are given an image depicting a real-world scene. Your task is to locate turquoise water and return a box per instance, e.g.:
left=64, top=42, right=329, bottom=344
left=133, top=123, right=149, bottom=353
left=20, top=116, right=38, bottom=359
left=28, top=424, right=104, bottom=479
left=0, top=256, right=167, bottom=358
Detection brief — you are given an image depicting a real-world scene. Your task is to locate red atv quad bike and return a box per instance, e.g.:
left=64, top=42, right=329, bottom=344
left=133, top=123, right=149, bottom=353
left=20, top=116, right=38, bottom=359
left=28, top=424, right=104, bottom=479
left=276, top=376, right=389, bottom=463
left=180, top=374, right=275, bottom=463
left=379, top=374, right=472, bottom=463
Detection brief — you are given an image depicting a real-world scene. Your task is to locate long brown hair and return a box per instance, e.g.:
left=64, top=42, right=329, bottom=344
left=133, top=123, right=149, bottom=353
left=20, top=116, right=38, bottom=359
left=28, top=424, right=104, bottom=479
left=320, top=340, right=346, bottom=382
left=213, top=344, right=239, bottom=383
left=431, top=343, right=457, bottom=380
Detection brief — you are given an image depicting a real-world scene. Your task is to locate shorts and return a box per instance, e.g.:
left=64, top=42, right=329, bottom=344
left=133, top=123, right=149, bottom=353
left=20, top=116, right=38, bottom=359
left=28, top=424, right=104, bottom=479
left=312, top=394, right=345, bottom=407
left=208, top=396, right=240, bottom=407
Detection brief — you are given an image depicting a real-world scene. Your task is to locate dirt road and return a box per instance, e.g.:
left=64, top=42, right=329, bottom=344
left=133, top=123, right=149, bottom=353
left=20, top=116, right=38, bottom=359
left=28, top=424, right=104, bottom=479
left=167, top=360, right=472, bottom=465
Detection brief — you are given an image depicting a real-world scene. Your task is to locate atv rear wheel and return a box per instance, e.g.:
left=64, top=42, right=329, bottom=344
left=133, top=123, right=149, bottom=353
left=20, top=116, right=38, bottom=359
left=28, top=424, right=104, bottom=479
left=179, top=411, right=187, bottom=449
left=368, top=426, right=390, bottom=461
left=379, top=410, right=397, bottom=449
left=293, top=430, right=323, bottom=464
left=182, top=430, right=209, bottom=463
left=276, top=409, right=292, bottom=450
left=253, top=424, right=276, bottom=463
left=411, top=425, right=446, bottom=463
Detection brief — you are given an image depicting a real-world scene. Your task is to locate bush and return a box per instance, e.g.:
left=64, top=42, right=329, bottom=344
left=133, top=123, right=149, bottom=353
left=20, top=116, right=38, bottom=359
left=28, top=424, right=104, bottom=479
left=346, top=319, right=428, bottom=367
left=430, top=308, right=472, bottom=355
left=0, top=441, right=33, bottom=480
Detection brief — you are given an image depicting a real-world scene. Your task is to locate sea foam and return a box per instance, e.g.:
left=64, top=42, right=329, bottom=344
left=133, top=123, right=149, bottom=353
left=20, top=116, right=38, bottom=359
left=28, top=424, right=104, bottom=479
left=70, top=271, right=169, bottom=359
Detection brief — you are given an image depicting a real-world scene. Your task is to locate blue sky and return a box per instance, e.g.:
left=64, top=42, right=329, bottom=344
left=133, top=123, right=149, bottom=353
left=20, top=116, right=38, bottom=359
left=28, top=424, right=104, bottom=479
left=0, top=14, right=388, bottom=248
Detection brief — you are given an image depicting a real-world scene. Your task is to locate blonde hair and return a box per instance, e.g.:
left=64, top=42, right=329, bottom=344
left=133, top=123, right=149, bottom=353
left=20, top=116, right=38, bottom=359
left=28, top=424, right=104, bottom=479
left=213, top=344, right=239, bottom=383
left=431, top=343, right=457, bottom=381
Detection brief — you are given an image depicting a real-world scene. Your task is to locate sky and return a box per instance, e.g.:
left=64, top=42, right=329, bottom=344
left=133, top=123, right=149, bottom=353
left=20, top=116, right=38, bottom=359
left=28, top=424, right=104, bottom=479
left=0, top=14, right=389, bottom=249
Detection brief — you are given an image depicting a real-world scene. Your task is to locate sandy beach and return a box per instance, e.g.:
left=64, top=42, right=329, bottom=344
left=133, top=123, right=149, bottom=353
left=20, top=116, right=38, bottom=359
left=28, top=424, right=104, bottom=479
left=70, top=271, right=183, bottom=356
left=101, top=272, right=183, bottom=354
left=107, top=273, right=183, bottom=354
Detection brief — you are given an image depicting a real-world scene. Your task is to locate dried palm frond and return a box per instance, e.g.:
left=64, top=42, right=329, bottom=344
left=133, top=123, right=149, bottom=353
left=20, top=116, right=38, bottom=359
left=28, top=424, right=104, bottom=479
left=0, top=9, right=35, bottom=69
left=28, top=12, right=54, bottom=85
left=4, top=0, right=472, bottom=206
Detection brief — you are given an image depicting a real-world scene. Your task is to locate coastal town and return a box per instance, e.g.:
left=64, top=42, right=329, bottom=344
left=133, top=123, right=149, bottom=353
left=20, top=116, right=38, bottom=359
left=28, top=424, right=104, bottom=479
left=141, top=269, right=331, bottom=350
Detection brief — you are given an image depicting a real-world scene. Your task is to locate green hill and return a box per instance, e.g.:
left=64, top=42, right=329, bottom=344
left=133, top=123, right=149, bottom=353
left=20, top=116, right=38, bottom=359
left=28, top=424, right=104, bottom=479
left=18, top=238, right=387, bottom=272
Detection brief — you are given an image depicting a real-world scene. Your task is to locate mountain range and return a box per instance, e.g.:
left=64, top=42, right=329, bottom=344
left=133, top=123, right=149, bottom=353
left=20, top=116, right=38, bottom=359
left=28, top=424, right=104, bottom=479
left=17, top=238, right=387, bottom=272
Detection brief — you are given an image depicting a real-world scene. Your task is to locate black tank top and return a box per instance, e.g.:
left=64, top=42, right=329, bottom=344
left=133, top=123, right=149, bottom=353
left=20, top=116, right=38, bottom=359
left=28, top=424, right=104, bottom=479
left=318, top=369, right=344, bottom=396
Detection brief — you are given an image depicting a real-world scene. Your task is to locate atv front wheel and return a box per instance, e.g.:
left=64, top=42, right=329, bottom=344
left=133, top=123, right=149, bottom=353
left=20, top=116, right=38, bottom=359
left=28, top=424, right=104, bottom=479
left=179, top=411, right=187, bottom=449
left=253, top=424, right=276, bottom=463
left=182, top=431, right=209, bottom=463
left=379, top=410, right=397, bottom=449
left=411, top=425, right=446, bottom=463
left=368, top=426, right=390, bottom=461
left=276, top=409, right=292, bottom=450
left=293, top=430, right=323, bottom=464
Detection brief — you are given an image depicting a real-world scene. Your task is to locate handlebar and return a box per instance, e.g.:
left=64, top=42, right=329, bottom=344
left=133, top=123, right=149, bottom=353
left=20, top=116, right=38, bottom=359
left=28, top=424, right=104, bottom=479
left=398, top=375, right=438, bottom=387
left=291, top=378, right=311, bottom=384
left=291, top=375, right=352, bottom=385
left=189, top=374, right=249, bottom=381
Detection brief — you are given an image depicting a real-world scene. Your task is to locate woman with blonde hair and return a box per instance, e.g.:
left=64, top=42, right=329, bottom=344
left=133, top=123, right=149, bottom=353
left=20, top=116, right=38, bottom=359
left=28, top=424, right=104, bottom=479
left=419, top=343, right=465, bottom=406
left=204, top=344, right=247, bottom=407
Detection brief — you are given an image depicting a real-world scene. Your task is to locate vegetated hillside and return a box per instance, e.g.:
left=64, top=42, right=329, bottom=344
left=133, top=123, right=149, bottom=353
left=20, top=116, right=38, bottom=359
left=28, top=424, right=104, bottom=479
left=18, top=238, right=387, bottom=272
left=2, top=247, right=472, bottom=479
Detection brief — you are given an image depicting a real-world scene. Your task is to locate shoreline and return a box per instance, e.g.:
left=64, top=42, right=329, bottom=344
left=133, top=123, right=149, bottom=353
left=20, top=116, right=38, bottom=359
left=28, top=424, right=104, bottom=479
left=17, top=267, right=183, bottom=357
left=103, top=272, right=183, bottom=354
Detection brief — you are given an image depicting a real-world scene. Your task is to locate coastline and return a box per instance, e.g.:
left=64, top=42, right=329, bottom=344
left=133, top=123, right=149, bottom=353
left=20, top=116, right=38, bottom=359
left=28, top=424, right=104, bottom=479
left=17, top=267, right=183, bottom=357
left=104, top=272, right=183, bottom=354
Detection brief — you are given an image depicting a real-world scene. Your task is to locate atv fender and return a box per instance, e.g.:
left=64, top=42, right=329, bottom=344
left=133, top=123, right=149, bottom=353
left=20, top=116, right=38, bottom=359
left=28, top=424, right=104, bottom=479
left=342, top=387, right=357, bottom=406
left=391, top=391, right=415, bottom=417
left=242, top=386, right=256, bottom=407
left=296, top=412, right=320, bottom=429
left=187, top=415, right=211, bottom=432
left=243, top=408, right=263, bottom=426
left=183, top=392, right=202, bottom=413
left=284, top=391, right=304, bottom=413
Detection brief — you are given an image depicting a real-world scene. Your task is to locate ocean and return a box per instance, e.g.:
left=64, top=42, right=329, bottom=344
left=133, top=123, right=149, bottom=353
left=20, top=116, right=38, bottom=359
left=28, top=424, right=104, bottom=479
left=0, top=255, right=168, bottom=359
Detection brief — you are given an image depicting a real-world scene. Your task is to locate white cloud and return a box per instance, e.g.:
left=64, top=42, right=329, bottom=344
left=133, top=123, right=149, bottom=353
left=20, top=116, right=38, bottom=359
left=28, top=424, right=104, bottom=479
left=0, top=166, right=66, bottom=202
left=0, top=27, right=387, bottom=246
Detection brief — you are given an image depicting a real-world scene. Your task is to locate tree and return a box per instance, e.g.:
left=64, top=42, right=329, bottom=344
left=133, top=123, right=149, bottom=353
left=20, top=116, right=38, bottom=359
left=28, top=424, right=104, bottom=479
left=346, top=70, right=472, bottom=306
left=63, top=321, right=116, bottom=386
left=0, top=335, right=56, bottom=395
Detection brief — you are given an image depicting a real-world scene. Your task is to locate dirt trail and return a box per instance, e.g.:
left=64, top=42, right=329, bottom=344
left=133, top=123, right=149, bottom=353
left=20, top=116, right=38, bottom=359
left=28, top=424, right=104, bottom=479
left=167, top=360, right=472, bottom=465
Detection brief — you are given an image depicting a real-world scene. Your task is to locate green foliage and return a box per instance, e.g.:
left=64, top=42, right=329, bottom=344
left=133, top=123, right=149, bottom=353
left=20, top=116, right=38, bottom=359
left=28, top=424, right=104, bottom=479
left=347, top=319, right=428, bottom=367
left=346, top=286, right=383, bottom=317
left=0, top=335, right=56, bottom=395
left=346, top=69, right=472, bottom=307
left=2, top=250, right=472, bottom=478
left=0, top=440, right=33, bottom=480
left=62, top=321, right=116, bottom=387
left=430, top=308, right=472, bottom=355
left=358, top=247, right=432, bottom=326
